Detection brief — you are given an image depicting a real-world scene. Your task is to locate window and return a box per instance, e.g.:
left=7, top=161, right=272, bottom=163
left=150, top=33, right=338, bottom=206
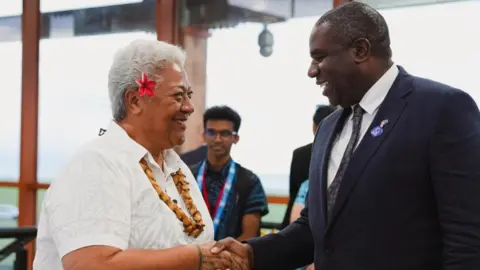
left=379, top=0, right=480, bottom=102
left=40, top=0, right=142, bottom=13
left=0, top=1, right=21, bottom=266
left=36, top=190, right=46, bottom=225
left=37, top=2, right=156, bottom=183
left=0, top=1, right=22, bottom=181
left=206, top=0, right=480, bottom=201
left=0, top=189, right=19, bottom=224
left=207, top=19, right=329, bottom=199
left=0, top=187, right=19, bottom=267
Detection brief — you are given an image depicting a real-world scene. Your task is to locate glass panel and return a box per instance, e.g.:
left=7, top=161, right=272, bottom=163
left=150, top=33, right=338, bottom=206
left=0, top=0, right=22, bottom=182
left=36, top=190, right=47, bottom=225
left=207, top=20, right=328, bottom=197
left=0, top=0, right=21, bottom=17
left=206, top=1, right=480, bottom=200
left=40, top=0, right=142, bottom=13
left=0, top=187, right=19, bottom=268
left=379, top=0, right=480, bottom=103
left=263, top=203, right=287, bottom=224
left=261, top=203, right=287, bottom=235
left=37, top=2, right=156, bottom=183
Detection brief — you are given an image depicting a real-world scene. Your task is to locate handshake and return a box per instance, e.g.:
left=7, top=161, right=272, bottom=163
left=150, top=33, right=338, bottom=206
left=197, top=237, right=253, bottom=270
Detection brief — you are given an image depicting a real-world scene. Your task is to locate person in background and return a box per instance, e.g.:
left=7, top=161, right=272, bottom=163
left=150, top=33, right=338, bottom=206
left=290, top=180, right=309, bottom=223
left=281, top=105, right=335, bottom=229
left=181, top=144, right=207, bottom=166
left=190, top=105, right=269, bottom=242
left=290, top=179, right=312, bottom=270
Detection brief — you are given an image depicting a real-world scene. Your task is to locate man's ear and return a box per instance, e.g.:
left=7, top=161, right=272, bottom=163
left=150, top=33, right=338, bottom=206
left=233, top=135, right=240, bottom=144
left=351, top=38, right=371, bottom=64
left=312, top=123, right=318, bottom=135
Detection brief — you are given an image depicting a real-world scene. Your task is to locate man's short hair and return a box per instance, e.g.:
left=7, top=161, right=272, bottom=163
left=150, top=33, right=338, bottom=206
left=313, top=105, right=336, bottom=126
left=316, top=2, right=391, bottom=59
left=203, top=106, right=242, bottom=132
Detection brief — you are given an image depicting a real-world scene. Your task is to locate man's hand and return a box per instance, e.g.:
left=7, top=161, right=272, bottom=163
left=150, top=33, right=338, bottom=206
left=210, top=237, right=252, bottom=270
left=197, top=241, right=244, bottom=270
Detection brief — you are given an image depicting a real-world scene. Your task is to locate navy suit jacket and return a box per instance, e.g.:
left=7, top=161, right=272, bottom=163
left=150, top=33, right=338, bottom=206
left=247, top=67, right=480, bottom=270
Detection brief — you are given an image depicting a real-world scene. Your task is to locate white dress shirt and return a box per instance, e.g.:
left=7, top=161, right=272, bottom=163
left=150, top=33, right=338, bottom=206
left=327, top=65, right=399, bottom=187
left=33, top=122, right=214, bottom=270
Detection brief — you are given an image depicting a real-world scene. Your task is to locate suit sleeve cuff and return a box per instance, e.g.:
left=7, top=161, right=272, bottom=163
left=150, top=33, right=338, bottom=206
left=244, top=238, right=266, bottom=270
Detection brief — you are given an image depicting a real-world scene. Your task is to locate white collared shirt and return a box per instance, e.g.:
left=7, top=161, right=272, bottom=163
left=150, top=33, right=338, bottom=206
left=327, top=65, right=399, bottom=187
left=33, top=122, right=214, bottom=270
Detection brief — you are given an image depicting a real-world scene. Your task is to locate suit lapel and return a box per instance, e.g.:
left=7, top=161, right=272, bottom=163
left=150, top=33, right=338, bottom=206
left=326, top=66, right=413, bottom=232
left=316, top=109, right=351, bottom=223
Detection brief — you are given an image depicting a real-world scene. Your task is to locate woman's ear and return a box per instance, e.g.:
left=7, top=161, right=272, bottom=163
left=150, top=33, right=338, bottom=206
left=125, top=89, right=142, bottom=116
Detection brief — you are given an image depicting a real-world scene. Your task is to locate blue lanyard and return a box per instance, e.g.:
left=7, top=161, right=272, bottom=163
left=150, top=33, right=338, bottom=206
left=196, top=160, right=236, bottom=233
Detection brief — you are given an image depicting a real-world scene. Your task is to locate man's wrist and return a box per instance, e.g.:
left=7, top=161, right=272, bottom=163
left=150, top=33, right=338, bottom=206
left=243, top=243, right=254, bottom=269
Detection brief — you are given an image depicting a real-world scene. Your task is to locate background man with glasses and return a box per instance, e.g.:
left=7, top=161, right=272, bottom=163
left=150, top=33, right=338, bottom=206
left=189, top=105, right=269, bottom=242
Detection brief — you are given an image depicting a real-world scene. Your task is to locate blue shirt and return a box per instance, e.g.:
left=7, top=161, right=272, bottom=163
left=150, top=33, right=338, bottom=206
left=201, top=160, right=269, bottom=240
left=295, top=179, right=309, bottom=270
left=295, top=179, right=309, bottom=205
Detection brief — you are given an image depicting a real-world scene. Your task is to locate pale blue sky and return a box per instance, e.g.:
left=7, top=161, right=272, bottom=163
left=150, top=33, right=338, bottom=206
left=0, top=0, right=479, bottom=195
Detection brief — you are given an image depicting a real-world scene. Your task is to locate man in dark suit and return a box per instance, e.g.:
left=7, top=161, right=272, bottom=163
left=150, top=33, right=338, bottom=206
left=210, top=2, right=480, bottom=270
left=281, top=105, right=336, bottom=229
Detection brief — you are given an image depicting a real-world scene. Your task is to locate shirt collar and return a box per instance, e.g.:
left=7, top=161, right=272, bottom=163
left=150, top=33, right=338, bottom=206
left=104, top=121, right=183, bottom=171
left=359, top=64, right=399, bottom=115
left=206, top=158, right=233, bottom=175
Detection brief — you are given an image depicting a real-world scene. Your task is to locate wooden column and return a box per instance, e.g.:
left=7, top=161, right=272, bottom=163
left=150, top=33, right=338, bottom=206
left=156, top=0, right=181, bottom=154
left=333, top=0, right=352, bottom=7
left=156, top=0, right=181, bottom=44
left=19, top=0, right=40, bottom=269
left=180, top=27, right=210, bottom=154
left=155, top=0, right=210, bottom=154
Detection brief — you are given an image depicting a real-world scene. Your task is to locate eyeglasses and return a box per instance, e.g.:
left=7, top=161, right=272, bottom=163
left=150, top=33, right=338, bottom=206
left=204, top=129, right=237, bottom=139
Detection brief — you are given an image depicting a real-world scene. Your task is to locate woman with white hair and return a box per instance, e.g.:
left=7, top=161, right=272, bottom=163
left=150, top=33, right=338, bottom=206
left=33, top=40, right=244, bottom=270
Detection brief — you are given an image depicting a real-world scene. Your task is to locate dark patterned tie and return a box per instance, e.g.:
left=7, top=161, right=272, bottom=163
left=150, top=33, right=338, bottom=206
left=327, top=105, right=365, bottom=219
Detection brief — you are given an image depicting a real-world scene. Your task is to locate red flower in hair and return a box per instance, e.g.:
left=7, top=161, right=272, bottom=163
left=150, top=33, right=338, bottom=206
left=136, top=72, right=156, bottom=97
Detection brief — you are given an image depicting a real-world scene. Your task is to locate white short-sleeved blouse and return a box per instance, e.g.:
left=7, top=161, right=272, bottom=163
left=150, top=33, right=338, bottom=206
left=33, top=122, right=214, bottom=270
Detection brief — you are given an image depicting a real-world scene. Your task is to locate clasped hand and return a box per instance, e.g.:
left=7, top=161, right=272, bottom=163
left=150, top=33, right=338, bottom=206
left=198, top=238, right=251, bottom=270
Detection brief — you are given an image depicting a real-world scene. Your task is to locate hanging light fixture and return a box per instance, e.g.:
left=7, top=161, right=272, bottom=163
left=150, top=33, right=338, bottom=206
left=258, top=24, right=274, bottom=57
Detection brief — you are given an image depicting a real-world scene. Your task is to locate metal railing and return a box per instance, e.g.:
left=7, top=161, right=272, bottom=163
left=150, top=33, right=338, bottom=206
left=260, top=221, right=283, bottom=234
left=0, top=227, right=37, bottom=270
